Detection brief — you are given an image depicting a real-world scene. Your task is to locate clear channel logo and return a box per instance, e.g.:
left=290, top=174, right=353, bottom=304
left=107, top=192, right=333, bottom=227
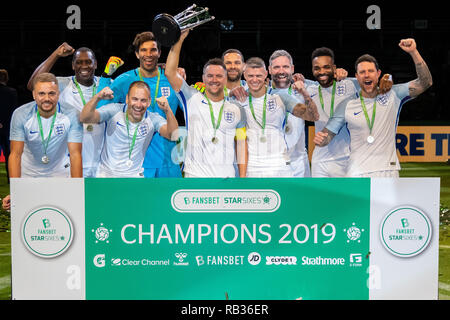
left=22, top=206, right=74, bottom=258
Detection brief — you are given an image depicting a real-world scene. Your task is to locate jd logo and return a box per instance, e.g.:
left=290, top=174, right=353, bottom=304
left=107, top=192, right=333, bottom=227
left=248, top=252, right=261, bottom=266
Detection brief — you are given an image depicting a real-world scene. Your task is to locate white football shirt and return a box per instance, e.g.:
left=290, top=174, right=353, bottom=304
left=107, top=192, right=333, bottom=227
left=96, top=103, right=166, bottom=177
left=326, top=83, right=412, bottom=176
left=59, top=76, right=104, bottom=177
left=9, top=101, right=83, bottom=177
left=176, top=80, right=246, bottom=178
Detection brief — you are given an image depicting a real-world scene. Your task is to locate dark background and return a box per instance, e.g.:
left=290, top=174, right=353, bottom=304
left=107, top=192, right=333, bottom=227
left=0, top=0, right=449, bottom=124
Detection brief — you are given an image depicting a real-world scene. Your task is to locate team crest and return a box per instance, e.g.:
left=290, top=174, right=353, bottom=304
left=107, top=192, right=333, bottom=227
left=160, top=87, right=171, bottom=97
left=224, top=111, right=235, bottom=123
left=267, top=99, right=277, bottom=112
left=54, top=123, right=65, bottom=136
left=336, top=84, right=346, bottom=96
left=377, top=93, right=390, bottom=105
left=138, top=123, right=150, bottom=136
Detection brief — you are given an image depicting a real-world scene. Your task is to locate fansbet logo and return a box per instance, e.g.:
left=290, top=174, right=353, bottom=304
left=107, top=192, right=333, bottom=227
left=22, top=207, right=74, bottom=258
left=380, top=206, right=432, bottom=257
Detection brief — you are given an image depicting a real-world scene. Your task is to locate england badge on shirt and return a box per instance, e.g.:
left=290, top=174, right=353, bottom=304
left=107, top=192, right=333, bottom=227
left=161, top=87, right=171, bottom=97
left=55, top=123, right=66, bottom=136
left=224, top=111, right=235, bottom=123
left=336, top=83, right=346, bottom=96
left=267, top=99, right=277, bottom=112
left=138, top=123, right=150, bottom=136
left=377, top=93, right=390, bottom=106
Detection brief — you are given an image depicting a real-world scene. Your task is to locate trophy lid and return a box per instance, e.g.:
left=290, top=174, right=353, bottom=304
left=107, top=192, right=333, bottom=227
left=152, top=13, right=181, bottom=47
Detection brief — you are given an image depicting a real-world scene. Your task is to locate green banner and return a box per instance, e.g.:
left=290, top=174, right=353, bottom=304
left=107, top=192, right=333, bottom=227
left=85, top=178, right=370, bottom=300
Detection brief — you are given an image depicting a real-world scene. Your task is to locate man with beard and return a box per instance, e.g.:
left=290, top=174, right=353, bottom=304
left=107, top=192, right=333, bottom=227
left=98, top=31, right=183, bottom=178
left=80, top=81, right=178, bottom=177
left=165, top=30, right=247, bottom=178
left=314, top=39, right=432, bottom=177
left=27, top=43, right=103, bottom=177
left=306, top=47, right=392, bottom=177
left=268, top=50, right=310, bottom=177
left=306, top=47, right=359, bottom=177
left=2, top=73, right=83, bottom=210
left=240, top=57, right=319, bottom=177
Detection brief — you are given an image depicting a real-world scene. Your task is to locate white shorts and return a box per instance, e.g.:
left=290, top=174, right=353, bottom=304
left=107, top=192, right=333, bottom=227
left=351, top=170, right=400, bottom=178
left=311, top=159, right=348, bottom=177
left=289, top=157, right=311, bottom=177
left=247, top=166, right=294, bottom=178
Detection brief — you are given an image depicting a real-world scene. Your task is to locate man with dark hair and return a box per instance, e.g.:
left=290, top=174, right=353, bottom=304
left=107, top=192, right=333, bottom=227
left=221, top=48, right=246, bottom=92
left=97, top=31, right=184, bottom=178
left=165, top=30, right=247, bottom=178
left=0, top=69, right=18, bottom=183
left=80, top=81, right=178, bottom=177
left=306, top=47, right=392, bottom=177
left=314, top=38, right=432, bottom=177
left=26, top=42, right=104, bottom=177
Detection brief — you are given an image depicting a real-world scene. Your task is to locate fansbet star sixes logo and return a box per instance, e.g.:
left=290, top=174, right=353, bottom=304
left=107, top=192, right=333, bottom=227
left=22, top=207, right=74, bottom=258
left=380, top=206, right=432, bottom=258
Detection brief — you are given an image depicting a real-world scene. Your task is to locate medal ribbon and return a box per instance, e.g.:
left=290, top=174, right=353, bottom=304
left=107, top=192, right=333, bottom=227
left=318, top=80, right=336, bottom=117
left=138, top=67, right=161, bottom=112
left=359, top=91, right=377, bottom=134
left=204, top=94, right=225, bottom=140
left=36, top=107, right=57, bottom=157
left=73, top=77, right=97, bottom=106
left=125, top=112, right=141, bottom=160
left=248, top=89, right=268, bottom=136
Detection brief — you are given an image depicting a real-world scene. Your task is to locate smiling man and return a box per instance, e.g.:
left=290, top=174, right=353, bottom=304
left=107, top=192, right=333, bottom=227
left=314, top=38, right=432, bottom=177
left=164, top=30, right=247, bottom=178
left=97, top=31, right=183, bottom=178
left=27, top=43, right=102, bottom=177
left=80, top=81, right=178, bottom=177
left=240, top=57, right=318, bottom=177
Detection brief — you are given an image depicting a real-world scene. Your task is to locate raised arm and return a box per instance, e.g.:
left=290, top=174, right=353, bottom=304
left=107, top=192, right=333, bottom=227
left=399, top=38, right=433, bottom=98
left=164, top=30, right=190, bottom=92
left=27, top=42, right=74, bottom=90
left=80, top=87, right=114, bottom=123
left=155, top=96, right=178, bottom=141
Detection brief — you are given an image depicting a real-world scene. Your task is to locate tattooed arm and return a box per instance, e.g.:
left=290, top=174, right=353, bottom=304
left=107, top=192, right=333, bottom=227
left=291, top=80, right=320, bottom=121
left=398, top=38, right=433, bottom=98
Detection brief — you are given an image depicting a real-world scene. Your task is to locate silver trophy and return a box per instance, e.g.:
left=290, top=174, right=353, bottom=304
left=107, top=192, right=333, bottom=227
left=152, top=4, right=215, bottom=47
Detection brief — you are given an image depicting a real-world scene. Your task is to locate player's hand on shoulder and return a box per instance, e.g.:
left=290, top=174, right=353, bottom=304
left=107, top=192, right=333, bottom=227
left=335, top=68, right=348, bottom=81
left=229, top=86, right=248, bottom=103
left=378, top=74, right=393, bottom=95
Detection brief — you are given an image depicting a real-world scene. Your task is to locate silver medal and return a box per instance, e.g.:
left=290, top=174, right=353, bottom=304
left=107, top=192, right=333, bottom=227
left=126, top=159, right=133, bottom=168
left=285, top=125, right=291, bottom=134
left=86, top=124, right=94, bottom=132
left=367, top=135, right=374, bottom=144
left=211, top=137, right=219, bottom=144
left=260, top=136, right=267, bottom=143
left=41, top=155, right=49, bottom=164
